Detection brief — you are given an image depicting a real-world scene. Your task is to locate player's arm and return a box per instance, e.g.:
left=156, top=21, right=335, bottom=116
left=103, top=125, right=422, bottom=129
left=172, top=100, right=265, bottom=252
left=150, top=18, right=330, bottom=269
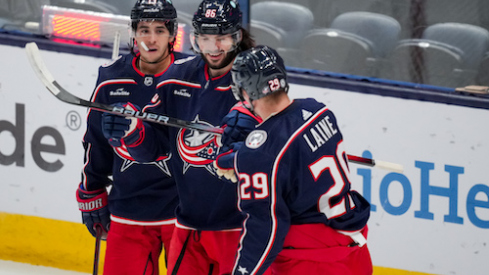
left=311, top=111, right=370, bottom=244
left=232, top=150, right=290, bottom=275
left=214, top=102, right=263, bottom=183
left=78, top=87, right=114, bottom=239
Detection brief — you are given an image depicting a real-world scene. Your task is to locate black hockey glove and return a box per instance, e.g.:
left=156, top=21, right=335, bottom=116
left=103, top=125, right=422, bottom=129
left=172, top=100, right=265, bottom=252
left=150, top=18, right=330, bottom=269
left=101, top=102, right=144, bottom=147
left=76, top=183, right=110, bottom=240
left=219, top=102, right=262, bottom=151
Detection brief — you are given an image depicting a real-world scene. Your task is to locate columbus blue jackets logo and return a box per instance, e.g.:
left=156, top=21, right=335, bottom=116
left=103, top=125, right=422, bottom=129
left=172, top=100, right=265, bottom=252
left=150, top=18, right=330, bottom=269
left=245, top=130, right=267, bottom=149
left=177, top=116, right=220, bottom=175
left=113, top=145, right=172, bottom=176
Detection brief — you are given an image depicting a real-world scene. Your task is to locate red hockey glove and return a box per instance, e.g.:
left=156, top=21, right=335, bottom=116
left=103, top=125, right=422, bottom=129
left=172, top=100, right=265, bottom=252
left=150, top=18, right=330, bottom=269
left=76, top=183, right=110, bottom=240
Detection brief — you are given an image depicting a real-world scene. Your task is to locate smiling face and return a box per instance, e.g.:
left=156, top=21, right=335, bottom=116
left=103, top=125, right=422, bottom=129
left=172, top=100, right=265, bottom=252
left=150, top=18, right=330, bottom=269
left=190, top=31, right=242, bottom=77
left=134, top=20, right=174, bottom=63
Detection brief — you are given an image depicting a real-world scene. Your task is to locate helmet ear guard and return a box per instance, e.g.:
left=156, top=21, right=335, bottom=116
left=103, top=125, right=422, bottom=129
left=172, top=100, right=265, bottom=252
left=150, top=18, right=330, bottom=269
left=231, top=45, right=289, bottom=103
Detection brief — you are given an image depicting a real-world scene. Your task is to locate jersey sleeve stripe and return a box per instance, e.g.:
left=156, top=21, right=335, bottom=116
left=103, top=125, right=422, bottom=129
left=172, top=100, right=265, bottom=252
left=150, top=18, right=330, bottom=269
left=156, top=79, right=202, bottom=89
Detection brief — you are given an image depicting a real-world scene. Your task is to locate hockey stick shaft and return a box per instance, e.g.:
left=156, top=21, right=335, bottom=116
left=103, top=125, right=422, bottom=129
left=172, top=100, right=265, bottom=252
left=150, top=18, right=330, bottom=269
left=25, top=42, right=223, bottom=134
left=347, top=155, right=403, bottom=173
left=25, top=42, right=403, bottom=172
left=93, top=225, right=103, bottom=275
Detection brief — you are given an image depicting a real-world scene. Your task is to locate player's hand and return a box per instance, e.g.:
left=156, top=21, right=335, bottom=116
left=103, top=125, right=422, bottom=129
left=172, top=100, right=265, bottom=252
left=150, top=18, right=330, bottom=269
left=76, top=183, right=110, bottom=240
left=101, top=102, right=144, bottom=147
left=219, top=102, right=262, bottom=150
left=213, top=142, right=243, bottom=183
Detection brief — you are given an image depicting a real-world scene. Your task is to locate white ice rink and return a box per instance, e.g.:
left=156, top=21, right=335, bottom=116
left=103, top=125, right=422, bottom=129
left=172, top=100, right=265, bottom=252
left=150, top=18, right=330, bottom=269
left=0, top=260, right=89, bottom=275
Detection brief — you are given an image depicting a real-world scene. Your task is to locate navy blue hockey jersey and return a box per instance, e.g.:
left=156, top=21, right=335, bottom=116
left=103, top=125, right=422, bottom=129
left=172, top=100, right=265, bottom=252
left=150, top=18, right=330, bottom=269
left=232, top=98, right=371, bottom=275
left=127, top=55, right=245, bottom=230
left=82, top=52, right=187, bottom=224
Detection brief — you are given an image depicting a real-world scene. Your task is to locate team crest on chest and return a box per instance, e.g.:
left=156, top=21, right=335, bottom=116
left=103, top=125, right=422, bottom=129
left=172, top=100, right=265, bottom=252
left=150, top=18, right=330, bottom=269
left=144, top=76, right=153, bottom=86
left=246, top=130, right=267, bottom=149
left=177, top=116, right=220, bottom=175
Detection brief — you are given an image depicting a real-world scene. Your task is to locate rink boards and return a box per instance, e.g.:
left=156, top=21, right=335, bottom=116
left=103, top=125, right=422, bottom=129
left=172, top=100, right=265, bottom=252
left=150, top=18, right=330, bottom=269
left=0, top=43, right=488, bottom=275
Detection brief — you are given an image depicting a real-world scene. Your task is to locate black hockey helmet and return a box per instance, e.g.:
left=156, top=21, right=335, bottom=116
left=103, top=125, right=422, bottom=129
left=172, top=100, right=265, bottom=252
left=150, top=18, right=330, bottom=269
left=231, top=45, right=289, bottom=102
left=130, top=0, right=178, bottom=36
left=192, top=0, right=242, bottom=35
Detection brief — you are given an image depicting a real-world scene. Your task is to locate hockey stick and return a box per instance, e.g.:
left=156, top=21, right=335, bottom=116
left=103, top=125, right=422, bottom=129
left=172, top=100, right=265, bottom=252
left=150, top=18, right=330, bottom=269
left=111, top=30, right=121, bottom=60
left=25, top=42, right=223, bottom=134
left=25, top=42, right=403, bottom=172
left=93, top=225, right=103, bottom=275
left=347, top=155, right=403, bottom=173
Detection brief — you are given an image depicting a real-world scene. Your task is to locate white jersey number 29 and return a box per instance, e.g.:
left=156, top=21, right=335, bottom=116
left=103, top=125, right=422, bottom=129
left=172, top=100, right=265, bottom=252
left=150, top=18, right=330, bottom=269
left=309, top=142, right=354, bottom=219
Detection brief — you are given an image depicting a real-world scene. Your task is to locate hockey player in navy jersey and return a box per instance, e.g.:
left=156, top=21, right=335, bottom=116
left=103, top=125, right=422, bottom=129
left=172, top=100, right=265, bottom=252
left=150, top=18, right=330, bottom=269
left=99, top=0, right=259, bottom=274
left=76, top=1, right=188, bottom=274
left=217, top=46, right=373, bottom=275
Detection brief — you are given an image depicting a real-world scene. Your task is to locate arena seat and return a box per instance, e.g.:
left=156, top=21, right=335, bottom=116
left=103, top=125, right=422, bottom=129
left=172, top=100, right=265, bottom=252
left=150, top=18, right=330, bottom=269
left=250, top=1, right=314, bottom=49
left=249, top=20, right=285, bottom=50
left=300, top=12, right=400, bottom=76
left=250, top=1, right=313, bottom=67
left=382, top=23, right=489, bottom=87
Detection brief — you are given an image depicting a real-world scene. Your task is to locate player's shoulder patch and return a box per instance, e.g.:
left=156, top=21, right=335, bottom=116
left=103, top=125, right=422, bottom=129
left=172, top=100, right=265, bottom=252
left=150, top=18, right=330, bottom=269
left=101, top=55, right=123, bottom=68
left=245, top=130, right=267, bottom=149
left=174, top=55, right=197, bottom=65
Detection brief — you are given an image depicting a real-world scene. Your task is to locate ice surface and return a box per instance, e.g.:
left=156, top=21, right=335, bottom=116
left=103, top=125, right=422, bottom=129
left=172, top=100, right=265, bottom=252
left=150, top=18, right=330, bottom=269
left=0, top=260, right=89, bottom=275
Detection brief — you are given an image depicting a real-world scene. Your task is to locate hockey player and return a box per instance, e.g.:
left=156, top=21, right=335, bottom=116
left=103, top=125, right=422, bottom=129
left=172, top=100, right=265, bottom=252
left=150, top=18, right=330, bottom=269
left=220, top=45, right=373, bottom=275
left=76, top=1, right=187, bottom=274
left=100, top=1, right=259, bottom=274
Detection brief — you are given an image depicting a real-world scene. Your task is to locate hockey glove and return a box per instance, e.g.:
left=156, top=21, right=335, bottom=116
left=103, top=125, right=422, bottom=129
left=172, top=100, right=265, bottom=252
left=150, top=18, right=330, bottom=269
left=76, top=183, right=110, bottom=240
left=219, top=102, right=262, bottom=151
left=213, top=142, right=243, bottom=183
left=102, top=102, right=144, bottom=147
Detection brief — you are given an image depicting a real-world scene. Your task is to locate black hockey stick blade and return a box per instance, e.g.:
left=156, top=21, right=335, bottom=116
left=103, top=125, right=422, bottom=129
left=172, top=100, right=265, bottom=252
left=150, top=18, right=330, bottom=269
left=24, top=42, right=223, bottom=134
left=25, top=42, right=403, bottom=172
left=93, top=225, right=103, bottom=275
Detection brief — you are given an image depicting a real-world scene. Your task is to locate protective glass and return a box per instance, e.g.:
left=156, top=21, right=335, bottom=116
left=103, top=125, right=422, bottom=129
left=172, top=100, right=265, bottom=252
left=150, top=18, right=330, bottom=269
left=190, top=31, right=242, bottom=54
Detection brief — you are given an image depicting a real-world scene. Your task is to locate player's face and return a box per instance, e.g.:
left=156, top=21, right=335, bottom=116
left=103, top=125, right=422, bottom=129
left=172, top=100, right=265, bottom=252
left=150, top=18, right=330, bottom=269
left=135, top=20, right=173, bottom=62
left=197, top=34, right=237, bottom=70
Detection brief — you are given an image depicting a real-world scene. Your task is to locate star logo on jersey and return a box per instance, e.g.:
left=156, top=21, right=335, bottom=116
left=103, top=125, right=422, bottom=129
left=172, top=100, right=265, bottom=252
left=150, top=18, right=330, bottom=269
left=177, top=116, right=220, bottom=175
left=237, top=266, right=249, bottom=275
left=113, top=145, right=172, bottom=176
left=245, top=130, right=267, bottom=149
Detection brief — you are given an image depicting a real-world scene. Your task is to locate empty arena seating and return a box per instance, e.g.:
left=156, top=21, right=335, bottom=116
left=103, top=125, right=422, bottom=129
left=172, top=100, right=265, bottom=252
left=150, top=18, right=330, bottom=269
left=300, top=12, right=401, bottom=76
left=381, top=23, right=489, bottom=87
left=250, top=1, right=314, bottom=67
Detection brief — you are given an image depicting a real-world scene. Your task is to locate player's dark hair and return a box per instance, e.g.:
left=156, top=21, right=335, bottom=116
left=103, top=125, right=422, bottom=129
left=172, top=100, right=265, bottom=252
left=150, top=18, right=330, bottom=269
left=238, top=28, right=255, bottom=52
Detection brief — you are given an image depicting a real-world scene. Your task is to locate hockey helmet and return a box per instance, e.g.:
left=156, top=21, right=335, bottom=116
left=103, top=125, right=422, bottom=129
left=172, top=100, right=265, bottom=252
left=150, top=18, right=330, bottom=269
left=231, top=45, right=289, bottom=102
left=130, top=0, right=178, bottom=36
left=192, top=0, right=242, bottom=35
